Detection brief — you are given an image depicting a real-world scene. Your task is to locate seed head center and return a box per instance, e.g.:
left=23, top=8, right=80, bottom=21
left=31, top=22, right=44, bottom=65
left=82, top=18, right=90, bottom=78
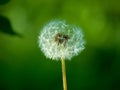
left=55, top=33, right=69, bottom=46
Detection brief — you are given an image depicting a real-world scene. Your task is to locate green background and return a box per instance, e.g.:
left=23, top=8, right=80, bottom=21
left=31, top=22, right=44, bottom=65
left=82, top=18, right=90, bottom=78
left=0, top=0, right=120, bottom=90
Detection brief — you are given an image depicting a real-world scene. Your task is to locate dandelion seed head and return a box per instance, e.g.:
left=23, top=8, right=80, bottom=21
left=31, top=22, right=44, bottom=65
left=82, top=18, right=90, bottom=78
left=38, top=20, right=85, bottom=60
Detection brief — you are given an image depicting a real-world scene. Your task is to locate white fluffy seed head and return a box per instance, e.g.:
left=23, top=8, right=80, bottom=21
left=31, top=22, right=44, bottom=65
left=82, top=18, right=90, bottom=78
left=38, top=20, right=85, bottom=60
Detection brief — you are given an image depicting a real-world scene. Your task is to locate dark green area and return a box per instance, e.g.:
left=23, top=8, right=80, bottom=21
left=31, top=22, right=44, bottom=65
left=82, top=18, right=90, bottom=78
left=0, top=15, right=21, bottom=36
left=0, top=0, right=10, bottom=5
left=0, top=0, right=120, bottom=90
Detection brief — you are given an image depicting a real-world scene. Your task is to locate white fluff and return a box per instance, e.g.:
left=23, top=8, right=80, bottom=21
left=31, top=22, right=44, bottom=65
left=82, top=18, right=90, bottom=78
left=38, top=20, right=85, bottom=60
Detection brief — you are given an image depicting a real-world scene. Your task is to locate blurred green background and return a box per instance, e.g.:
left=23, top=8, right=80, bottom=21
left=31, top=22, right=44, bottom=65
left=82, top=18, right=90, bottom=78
left=0, top=0, right=120, bottom=90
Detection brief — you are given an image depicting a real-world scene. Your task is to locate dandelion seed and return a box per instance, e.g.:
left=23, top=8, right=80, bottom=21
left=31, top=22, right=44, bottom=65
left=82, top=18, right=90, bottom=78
left=38, top=20, right=85, bottom=90
left=38, top=20, right=85, bottom=60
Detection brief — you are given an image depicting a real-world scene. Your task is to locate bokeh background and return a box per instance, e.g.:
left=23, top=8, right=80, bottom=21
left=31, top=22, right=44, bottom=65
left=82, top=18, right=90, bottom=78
left=0, top=0, right=120, bottom=90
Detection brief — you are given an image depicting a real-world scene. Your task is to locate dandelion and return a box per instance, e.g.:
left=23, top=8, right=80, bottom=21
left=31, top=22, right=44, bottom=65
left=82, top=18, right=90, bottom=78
left=38, top=20, right=85, bottom=90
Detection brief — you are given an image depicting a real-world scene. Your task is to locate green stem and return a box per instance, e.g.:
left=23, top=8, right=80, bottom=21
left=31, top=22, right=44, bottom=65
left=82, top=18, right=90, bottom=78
left=61, top=59, right=67, bottom=90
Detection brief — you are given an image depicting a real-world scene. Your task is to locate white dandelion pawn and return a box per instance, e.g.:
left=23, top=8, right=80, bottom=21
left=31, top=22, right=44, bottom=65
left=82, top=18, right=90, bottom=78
left=38, top=20, right=85, bottom=90
left=38, top=20, right=85, bottom=60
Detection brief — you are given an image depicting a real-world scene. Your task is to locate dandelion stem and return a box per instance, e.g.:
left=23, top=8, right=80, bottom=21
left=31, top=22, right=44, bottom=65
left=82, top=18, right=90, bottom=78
left=61, top=59, right=67, bottom=90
